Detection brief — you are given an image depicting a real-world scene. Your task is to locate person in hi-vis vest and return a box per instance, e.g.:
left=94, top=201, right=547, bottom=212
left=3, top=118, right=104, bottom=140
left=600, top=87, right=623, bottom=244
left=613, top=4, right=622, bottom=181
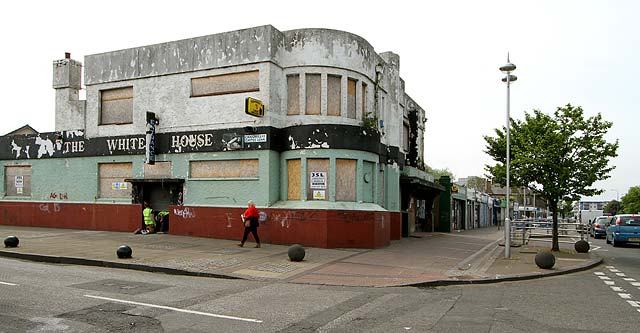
left=142, top=202, right=155, bottom=234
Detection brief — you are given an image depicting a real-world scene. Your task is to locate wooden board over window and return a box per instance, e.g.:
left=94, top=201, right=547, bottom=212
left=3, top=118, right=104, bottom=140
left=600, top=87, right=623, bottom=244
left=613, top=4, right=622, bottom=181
left=287, top=74, right=300, bottom=115
left=336, top=159, right=356, bottom=201
left=99, top=162, right=133, bottom=198
left=347, top=78, right=356, bottom=119
left=287, top=159, right=301, bottom=200
left=191, top=70, right=259, bottom=97
left=4, top=165, right=31, bottom=196
left=190, top=159, right=259, bottom=178
left=144, top=161, right=172, bottom=178
left=307, top=158, right=330, bottom=201
left=327, top=75, right=341, bottom=116
left=305, top=74, right=321, bottom=115
left=101, top=87, right=133, bottom=125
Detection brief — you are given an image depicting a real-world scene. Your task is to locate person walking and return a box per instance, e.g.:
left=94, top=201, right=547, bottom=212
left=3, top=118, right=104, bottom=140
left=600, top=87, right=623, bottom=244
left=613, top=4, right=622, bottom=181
left=238, top=200, right=261, bottom=248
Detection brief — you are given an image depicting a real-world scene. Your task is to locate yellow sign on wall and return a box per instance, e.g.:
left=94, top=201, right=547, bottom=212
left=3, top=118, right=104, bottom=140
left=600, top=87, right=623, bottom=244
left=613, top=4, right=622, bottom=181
left=245, top=97, right=264, bottom=117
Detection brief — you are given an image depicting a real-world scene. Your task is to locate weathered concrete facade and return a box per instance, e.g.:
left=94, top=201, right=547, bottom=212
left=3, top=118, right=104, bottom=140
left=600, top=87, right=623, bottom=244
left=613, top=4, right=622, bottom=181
left=1, top=25, right=437, bottom=248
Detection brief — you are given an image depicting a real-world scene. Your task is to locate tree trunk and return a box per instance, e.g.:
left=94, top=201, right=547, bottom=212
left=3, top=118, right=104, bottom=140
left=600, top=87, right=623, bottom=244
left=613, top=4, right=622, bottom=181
left=550, top=199, right=559, bottom=251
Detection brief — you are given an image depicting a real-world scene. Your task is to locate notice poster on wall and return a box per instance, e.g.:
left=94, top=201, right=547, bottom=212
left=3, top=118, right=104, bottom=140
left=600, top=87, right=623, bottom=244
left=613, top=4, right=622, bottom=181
left=112, top=182, right=129, bottom=190
left=313, top=190, right=326, bottom=200
left=15, top=175, right=23, bottom=188
left=310, top=172, right=327, bottom=189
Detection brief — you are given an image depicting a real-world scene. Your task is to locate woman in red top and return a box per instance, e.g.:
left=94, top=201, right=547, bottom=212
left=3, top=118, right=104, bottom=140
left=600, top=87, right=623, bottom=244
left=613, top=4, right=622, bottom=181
left=239, top=200, right=261, bottom=248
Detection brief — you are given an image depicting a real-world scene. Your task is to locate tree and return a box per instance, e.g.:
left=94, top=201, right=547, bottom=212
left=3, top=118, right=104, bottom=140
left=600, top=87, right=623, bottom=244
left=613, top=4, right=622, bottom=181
left=426, top=165, right=455, bottom=180
left=603, top=200, right=620, bottom=215
left=558, top=200, right=574, bottom=219
left=620, top=186, right=640, bottom=214
left=484, top=104, right=618, bottom=251
left=465, top=176, right=488, bottom=191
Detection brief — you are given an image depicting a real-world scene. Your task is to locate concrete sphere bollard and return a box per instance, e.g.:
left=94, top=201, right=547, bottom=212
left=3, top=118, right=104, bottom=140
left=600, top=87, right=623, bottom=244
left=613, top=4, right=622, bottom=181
left=288, top=244, right=305, bottom=262
left=4, top=236, right=19, bottom=248
left=535, top=251, right=555, bottom=269
left=574, top=240, right=590, bottom=253
left=116, top=245, right=132, bottom=259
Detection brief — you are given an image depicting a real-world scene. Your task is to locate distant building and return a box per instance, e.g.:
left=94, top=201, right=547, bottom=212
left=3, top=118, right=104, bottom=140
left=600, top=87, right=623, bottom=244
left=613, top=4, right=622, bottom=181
left=4, top=125, right=38, bottom=136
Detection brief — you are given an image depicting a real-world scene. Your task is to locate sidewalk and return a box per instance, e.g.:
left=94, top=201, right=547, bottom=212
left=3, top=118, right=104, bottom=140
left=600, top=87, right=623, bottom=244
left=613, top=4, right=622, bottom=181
left=0, top=225, right=601, bottom=287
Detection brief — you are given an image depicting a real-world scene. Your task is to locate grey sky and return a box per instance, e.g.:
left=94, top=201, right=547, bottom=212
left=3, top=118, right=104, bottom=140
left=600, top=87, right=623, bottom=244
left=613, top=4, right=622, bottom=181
left=1, top=0, right=637, bottom=202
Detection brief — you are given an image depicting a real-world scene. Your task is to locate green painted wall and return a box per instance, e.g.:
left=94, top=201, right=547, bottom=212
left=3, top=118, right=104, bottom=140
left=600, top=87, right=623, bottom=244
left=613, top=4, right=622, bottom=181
left=1, top=148, right=403, bottom=211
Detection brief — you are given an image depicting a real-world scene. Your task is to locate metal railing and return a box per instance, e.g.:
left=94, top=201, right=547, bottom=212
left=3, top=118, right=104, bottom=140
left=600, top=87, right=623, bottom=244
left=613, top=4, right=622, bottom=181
left=509, top=219, right=589, bottom=246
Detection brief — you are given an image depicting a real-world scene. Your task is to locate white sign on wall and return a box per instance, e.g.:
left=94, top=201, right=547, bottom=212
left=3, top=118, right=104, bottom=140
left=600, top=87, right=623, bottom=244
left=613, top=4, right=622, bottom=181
left=310, top=172, right=327, bottom=189
left=244, top=134, right=267, bottom=143
left=15, top=176, right=24, bottom=188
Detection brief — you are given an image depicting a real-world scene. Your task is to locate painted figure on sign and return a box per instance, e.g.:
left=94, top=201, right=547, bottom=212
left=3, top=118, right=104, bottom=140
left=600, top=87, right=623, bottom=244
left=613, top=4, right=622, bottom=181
left=238, top=200, right=261, bottom=248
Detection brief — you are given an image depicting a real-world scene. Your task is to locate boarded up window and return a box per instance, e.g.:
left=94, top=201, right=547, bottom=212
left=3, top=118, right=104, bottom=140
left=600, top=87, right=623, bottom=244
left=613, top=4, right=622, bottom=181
left=307, top=158, right=329, bottom=201
left=287, top=74, right=300, bottom=115
left=361, top=82, right=367, bottom=119
left=403, top=122, right=410, bottom=152
left=305, top=74, right=321, bottom=115
left=346, top=78, right=356, bottom=119
left=5, top=166, right=31, bottom=196
left=101, top=87, right=133, bottom=125
left=327, top=75, right=341, bottom=116
left=99, top=163, right=132, bottom=199
left=287, top=159, right=301, bottom=200
left=144, top=161, right=172, bottom=178
left=191, top=70, right=259, bottom=97
left=190, top=159, right=258, bottom=178
left=336, top=159, right=356, bottom=201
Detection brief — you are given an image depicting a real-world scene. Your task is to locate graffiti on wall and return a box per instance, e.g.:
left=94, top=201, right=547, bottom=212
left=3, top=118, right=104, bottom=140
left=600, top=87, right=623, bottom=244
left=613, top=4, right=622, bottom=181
left=173, top=207, right=196, bottom=219
left=39, top=203, right=61, bottom=214
left=49, top=192, right=69, bottom=200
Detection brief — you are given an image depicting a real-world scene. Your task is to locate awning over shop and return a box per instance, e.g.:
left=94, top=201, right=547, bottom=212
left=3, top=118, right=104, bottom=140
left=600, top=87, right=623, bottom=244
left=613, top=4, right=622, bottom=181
left=400, top=166, right=445, bottom=198
left=124, top=178, right=185, bottom=183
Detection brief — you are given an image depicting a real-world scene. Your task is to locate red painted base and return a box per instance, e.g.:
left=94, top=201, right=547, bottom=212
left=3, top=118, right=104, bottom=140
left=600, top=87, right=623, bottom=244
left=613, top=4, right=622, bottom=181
left=0, top=202, right=140, bottom=232
left=0, top=202, right=398, bottom=249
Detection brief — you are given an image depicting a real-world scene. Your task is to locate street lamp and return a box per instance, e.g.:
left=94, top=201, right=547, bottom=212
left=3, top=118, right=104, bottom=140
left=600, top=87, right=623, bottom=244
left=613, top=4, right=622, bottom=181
left=500, top=54, right=517, bottom=258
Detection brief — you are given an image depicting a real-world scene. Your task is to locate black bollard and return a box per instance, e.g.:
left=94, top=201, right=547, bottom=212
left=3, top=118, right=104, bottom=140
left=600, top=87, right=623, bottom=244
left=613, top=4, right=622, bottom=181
left=288, top=244, right=306, bottom=262
left=574, top=240, right=590, bottom=253
left=4, top=236, right=19, bottom=248
left=116, top=245, right=132, bottom=259
left=535, top=251, right=555, bottom=269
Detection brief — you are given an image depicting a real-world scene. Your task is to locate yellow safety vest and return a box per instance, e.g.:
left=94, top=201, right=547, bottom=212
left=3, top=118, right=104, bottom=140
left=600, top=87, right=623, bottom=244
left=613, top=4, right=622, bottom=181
left=143, top=207, right=154, bottom=225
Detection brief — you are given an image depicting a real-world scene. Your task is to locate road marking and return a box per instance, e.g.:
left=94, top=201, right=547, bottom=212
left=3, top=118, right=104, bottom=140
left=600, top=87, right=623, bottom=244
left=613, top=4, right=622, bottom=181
left=624, top=278, right=636, bottom=282
left=83, top=295, right=263, bottom=323
left=605, top=281, right=615, bottom=285
left=616, top=273, right=627, bottom=277
left=631, top=282, right=640, bottom=287
left=591, top=246, right=602, bottom=251
left=612, top=286, right=625, bottom=292
left=594, top=272, right=605, bottom=276
left=606, top=266, right=616, bottom=269
left=0, top=281, right=17, bottom=286
left=599, top=276, right=611, bottom=280
left=618, top=293, right=632, bottom=299
left=628, top=301, right=640, bottom=307
left=610, top=269, right=621, bottom=273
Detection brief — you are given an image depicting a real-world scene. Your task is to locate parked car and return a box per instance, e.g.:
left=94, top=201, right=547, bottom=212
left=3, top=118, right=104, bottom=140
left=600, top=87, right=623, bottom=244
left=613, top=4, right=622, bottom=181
left=590, top=216, right=611, bottom=238
left=606, top=214, right=640, bottom=247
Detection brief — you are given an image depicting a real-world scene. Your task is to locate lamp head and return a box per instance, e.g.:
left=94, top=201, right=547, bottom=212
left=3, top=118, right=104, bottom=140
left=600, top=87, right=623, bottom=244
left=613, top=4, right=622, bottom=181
left=502, top=74, right=517, bottom=83
left=500, top=62, right=516, bottom=73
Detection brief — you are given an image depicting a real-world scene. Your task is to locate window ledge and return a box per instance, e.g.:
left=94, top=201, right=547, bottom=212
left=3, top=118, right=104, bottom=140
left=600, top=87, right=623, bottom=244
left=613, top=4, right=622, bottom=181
left=188, top=177, right=259, bottom=181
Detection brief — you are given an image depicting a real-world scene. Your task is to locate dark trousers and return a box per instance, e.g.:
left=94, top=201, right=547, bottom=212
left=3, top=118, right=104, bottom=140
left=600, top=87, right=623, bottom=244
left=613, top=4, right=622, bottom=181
left=241, top=225, right=260, bottom=244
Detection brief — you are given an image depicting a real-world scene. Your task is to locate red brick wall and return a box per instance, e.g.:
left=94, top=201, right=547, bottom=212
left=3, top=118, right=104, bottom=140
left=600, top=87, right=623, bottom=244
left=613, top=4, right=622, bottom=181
left=0, top=202, right=140, bottom=232
left=169, top=206, right=390, bottom=248
left=390, top=212, right=402, bottom=240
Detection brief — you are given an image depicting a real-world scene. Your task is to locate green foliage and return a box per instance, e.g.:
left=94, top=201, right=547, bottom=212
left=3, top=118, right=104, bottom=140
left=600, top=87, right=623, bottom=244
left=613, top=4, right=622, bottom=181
left=558, top=200, right=574, bottom=218
left=363, top=112, right=379, bottom=132
left=426, top=165, right=455, bottom=180
left=484, top=104, right=618, bottom=250
left=465, top=176, right=488, bottom=191
left=603, top=200, right=620, bottom=215
left=620, top=186, right=640, bottom=214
